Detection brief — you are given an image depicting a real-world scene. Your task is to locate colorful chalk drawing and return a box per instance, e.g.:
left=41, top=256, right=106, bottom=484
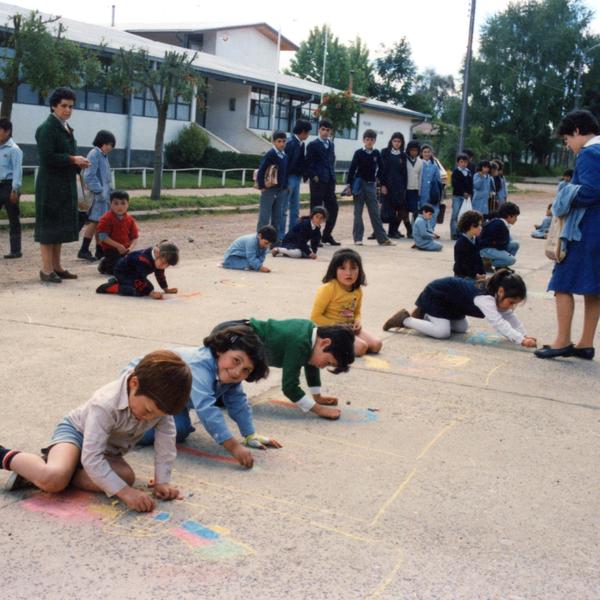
left=363, top=356, right=391, bottom=370
left=382, top=349, right=471, bottom=379
left=219, top=279, right=247, bottom=288
left=464, top=331, right=503, bottom=346
left=171, top=520, right=254, bottom=560
left=177, top=290, right=203, bottom=300
left=255, top=399, right=378, bottom=424
left=20, top=490, right=253, bottom=560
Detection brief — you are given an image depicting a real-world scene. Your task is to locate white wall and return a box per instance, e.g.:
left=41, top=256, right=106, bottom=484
left=204, top=78, right=269, bottom=154
left=214, top=28, right=277, bottom=72
left=9, top=104, right=191, bottom=157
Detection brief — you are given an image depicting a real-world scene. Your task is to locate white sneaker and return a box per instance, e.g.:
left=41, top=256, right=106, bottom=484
left=354, top=240, right=363, bottom=246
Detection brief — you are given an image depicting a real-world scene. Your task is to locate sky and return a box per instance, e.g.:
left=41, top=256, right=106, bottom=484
left=5, top=0, right=600, bottom=78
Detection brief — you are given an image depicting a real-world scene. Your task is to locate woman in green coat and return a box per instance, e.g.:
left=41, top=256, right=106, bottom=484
left=35, top=87, right=90, bottom=283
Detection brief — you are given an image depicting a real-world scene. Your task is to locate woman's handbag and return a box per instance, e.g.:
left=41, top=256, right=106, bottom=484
left=253, top=164, right=279, bottom=189
left=77, top=174, right=93, bottom=212
left=545, top=215, right=567, bottom=262
left=436, top=202, right=446, bottom=224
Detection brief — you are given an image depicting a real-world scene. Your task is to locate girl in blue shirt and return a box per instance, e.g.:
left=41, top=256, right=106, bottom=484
left=135, top=325, right=281, bottom=468
left=472, top=160, right=495, bottom=216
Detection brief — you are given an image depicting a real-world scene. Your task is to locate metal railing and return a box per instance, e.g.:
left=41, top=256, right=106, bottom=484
left=25, top=166, right=350, bottom=190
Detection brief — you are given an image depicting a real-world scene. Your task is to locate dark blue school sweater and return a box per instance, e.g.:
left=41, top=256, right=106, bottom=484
left=281, top=217, right=321, bottom=256
left=479, top=218, right=510, bottom=250
left=453, top=234, right=485, bottom=278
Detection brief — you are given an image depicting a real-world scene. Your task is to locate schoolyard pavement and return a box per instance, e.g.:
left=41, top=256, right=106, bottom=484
left=0, top=194, right=598, bottom=599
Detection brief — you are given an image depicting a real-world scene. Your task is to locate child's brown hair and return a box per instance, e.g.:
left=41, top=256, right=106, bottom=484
left=133, top=350, right=191, bottom=414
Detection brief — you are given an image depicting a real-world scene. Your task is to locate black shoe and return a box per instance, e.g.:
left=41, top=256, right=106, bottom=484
left=54, top=270, right=78, bottom=280
left=534, top=344, right=574, bottom=359
left=572, top=347, right=595, bottom=360
left=40, top=270, right=62, bottom=284
left=388, top=232, right=404, bottom=239
left=77, top=250, right=97, bottom=262
left=367, top=233, right=376, bottom=240
left=323, top=237, right=341, bottom=246
left=5, top=471, right=34, bottom=492
left=3, top=252, right=22, bottom=259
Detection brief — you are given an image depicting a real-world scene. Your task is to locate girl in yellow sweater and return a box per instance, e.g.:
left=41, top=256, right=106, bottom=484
left=311, top=248, right=382, bottom=356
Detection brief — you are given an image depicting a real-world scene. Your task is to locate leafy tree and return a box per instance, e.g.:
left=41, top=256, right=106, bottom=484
left=370, top=38, right=416, bottom=105
left=315, top=91, right=362, bottom=137
left=468, top=0, right=598, bottom=166
left=0, top=11, right=101, bottom=119
left=286, top=27, right=373, bottom=94
left=110, top=49, right=203, bottom=199
left=407, top=69, right=456, bottom=118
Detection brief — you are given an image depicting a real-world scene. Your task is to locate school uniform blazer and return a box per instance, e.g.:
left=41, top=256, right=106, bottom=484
left=451, top=168, right=473, bottom=197
left=479, top=218, right=510, bottom=250
left=281, top=217, right=321, bottom=256
left=256, top=148, right=288, bottom=190
left=305, top=139, right=336, bottom=183
left=285, top=136, right=306, bottom=178
left=453, top=234, right=485, bottom=278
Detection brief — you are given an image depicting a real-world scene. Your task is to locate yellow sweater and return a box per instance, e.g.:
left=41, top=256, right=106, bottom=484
left=311, top=279, right=363, bottom=326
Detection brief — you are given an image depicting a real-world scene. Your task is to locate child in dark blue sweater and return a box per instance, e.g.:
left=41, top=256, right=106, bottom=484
left=96, top=240, right=179, bottom=299
left=479, top=202, right=520, bottom=269
left=454, top=210, right=485, bottom=279
left=271, top=206, right=328, bottom=259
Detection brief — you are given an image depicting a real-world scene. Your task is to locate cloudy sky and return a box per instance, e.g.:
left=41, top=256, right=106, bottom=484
left=6, top=0, right=600, bottom=77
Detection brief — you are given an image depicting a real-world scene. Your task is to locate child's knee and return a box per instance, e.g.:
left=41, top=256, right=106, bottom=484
left=370, top=339, right=383, bottom=353
left=354, top=338, right=368, bottom=356
left=38, top=468, right=72, bottom=493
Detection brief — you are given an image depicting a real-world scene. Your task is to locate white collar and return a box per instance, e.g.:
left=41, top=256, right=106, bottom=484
left=583, top=135, right=600, bottom=148
left=501, top=218, right=511, bottom=229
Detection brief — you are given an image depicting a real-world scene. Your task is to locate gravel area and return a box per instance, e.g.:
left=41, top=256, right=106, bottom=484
left=0, top=190, right=552, bottom=288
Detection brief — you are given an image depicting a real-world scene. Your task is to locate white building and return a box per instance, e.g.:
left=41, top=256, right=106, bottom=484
left=0, top=3, right=427, bottom=166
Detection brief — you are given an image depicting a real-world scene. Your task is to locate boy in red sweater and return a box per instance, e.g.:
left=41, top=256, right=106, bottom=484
left=97, top=190, right=139, bottom=274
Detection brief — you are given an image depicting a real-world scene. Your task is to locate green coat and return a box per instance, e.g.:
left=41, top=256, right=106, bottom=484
left=34, top=114, right=80, bottom=244
left=249, top=318, right=321, bottom=402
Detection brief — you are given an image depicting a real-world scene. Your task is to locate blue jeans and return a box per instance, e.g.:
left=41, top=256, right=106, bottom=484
left=257, top=187, right=286, bottom=240
left=480, top=241, right=520, bottom=267
left=450, top=196, right=464, bottom=238
left=353, top=182, right=388, bottom=243
left=139, top=408, right=195, bottom=446
left=281, top=174, right=301, bottom=236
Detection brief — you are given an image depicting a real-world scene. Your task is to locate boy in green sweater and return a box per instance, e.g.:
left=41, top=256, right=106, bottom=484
left=215, top=318, right=355, bottom=419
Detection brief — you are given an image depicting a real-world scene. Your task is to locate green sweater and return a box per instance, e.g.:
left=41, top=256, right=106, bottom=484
left=250, top=318, right=321, bottom=402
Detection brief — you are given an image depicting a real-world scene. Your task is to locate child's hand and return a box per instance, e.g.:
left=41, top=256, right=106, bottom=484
left=309, top=252, right=317, bottom=260
left=353, top=320, right=362, bottom=333
left=521, top=336, right=537, bottom=348
left=259, top=266, right=271, bottom=273
left=243, top=433, right=283, bottom=450
left=164, top=288, right=178, bottom=294
left=223, top=438, right=254, bottom=468
left=381, top=185, right=388, bottom=195
left=149, top=291, right=164, bottom=300
left=117, top=486, right=156, bottom=512
left=152, top=482, right=182, bottom=501
left=116, top=243, right=128, bottom=255
left=9, top=190, right=18, bottom=204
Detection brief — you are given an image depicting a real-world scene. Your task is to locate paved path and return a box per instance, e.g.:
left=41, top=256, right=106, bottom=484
left=0, top=193, right=598, bottom=599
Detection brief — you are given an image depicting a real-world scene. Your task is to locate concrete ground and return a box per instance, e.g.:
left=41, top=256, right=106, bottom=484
left=0, top=190, right=599, bottom=599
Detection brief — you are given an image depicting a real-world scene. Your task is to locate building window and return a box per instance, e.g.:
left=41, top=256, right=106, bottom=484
left=249, top=87, right=272, bottom=130
left=335, top=113, right=360, bottom=140
left=132, top=88, right=190, bottom=121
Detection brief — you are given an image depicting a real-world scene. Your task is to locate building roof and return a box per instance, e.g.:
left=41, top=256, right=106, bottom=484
left=0, top=2, right=427, bottom=121
left=124, top=22, right=298, bottom=52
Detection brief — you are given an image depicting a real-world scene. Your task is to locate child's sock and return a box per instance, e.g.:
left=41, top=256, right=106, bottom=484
left=0, top=446, right=20, bottom=470
left=80, top=237, right=92, bottom=253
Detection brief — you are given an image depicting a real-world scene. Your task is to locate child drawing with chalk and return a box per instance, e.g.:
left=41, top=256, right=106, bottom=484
left=383, top=269, right=537, bottom=348
left=135, top=325, right=281, bottom=469
left=1, top=350, right=191, bottom=512
left=212, top=318, right=355, bottom=420
left=96, top=240, right=179, bottom=299
left=311, top=248, right=382, bottom=356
